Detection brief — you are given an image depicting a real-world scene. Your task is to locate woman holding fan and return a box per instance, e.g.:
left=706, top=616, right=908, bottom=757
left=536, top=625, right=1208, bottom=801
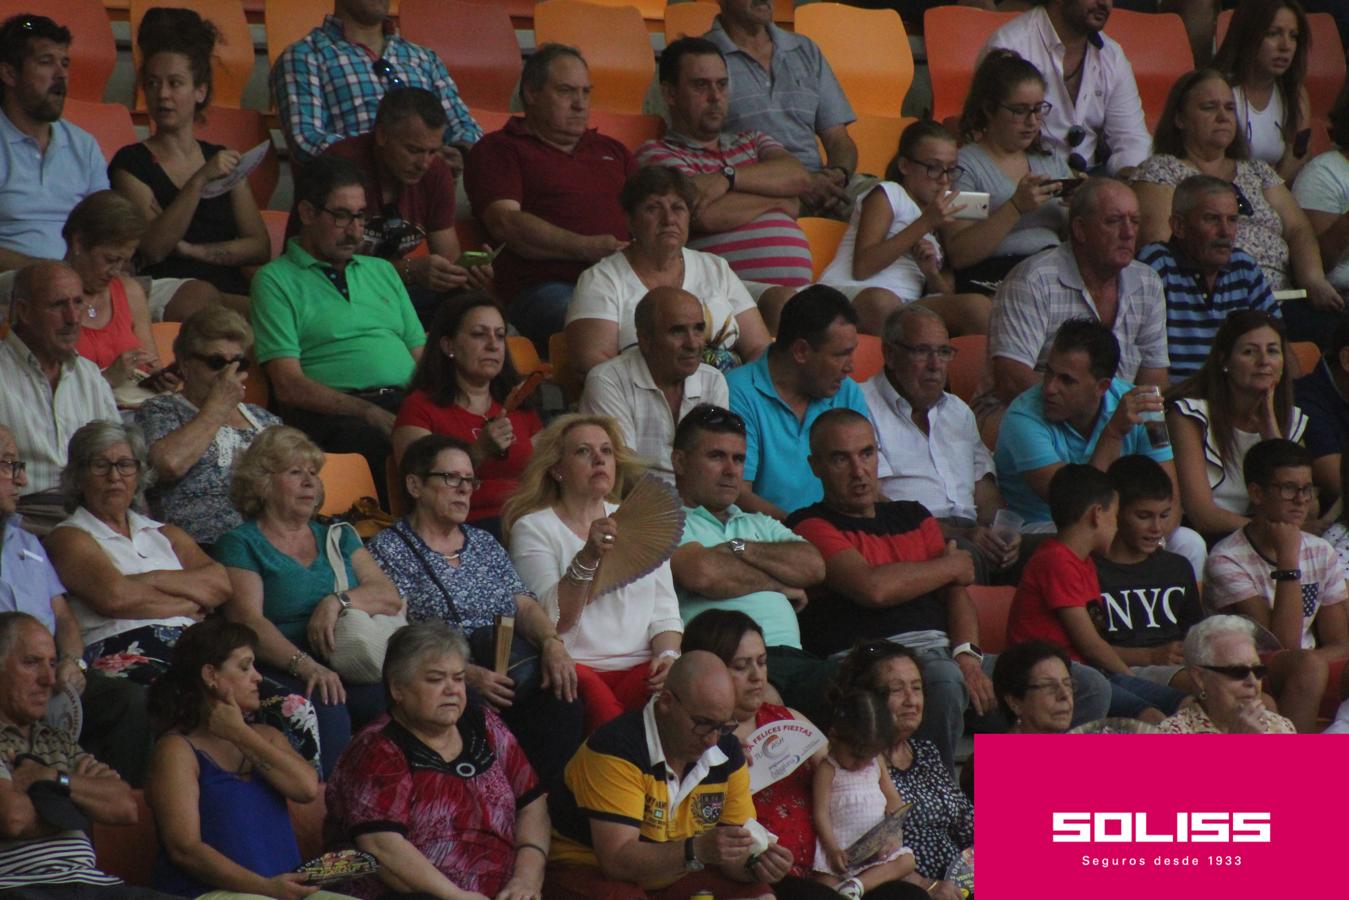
left=503, top=414, right=684, bottom=730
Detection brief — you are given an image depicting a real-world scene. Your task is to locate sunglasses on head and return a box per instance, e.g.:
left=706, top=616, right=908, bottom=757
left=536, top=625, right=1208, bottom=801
left=194, top=353, right=250, bottom=372
left=686, top=405, right=746, bottom=434
left=1199, top=664, right=1268, bottom=681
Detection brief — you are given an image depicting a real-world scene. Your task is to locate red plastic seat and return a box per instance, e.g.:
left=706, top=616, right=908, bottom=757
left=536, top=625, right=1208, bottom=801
left=534, top=0, right=655, bottom=114
left=63, top=99, right=137, bottom=161
left=193, top=106, right=279, bottom=208
left=0, top=0, right=115, bottom=101
left=922, top=6, right=1018, bottom=124
left=401, top=0, right=523, bottom=112
left=1104, top=9, right=1195, bottom=131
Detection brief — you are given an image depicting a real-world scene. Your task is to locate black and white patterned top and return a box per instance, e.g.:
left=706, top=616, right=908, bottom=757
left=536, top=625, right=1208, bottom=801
left=886, top=739, right=975, bottom=880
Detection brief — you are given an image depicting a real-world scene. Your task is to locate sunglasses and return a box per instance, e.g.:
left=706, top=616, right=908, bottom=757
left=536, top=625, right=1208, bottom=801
left=372, top=58, right=405, bottom=89
left=1233, top=184, right=1255, bottom=217
left=193, top=353, right=251, bottom=372
left=1066, top=125, right=1088, bottom=172
left=1199, top=664, right=1268, bottom=681
left=685, top=405, right=746, bottom=434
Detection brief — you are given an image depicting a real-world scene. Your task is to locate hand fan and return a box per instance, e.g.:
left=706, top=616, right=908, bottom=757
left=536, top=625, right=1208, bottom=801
left=591, top=475, right=686, bottom=598
left=503, top=370, right=546, bottom=412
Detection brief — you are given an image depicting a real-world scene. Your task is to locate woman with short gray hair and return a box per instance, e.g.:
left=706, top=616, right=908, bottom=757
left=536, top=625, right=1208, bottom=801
left=1157, top=615, right=1296, bottom=733
left=325, top=622, right=551, bottom=900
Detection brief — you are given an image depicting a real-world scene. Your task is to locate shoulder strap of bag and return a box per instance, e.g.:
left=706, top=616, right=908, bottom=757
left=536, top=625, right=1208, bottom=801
left=325, top=522, right=357, bottom=593
left=389, top=522, right=464, bottom=626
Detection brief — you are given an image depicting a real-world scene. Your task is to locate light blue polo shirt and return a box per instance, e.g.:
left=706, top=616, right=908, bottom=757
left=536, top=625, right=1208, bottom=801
left=0, top=515, right=63, bottom=633
left=677, top=504, right=806, bottom=649
left=994, top=378, right=1173, bottom=525
left=726, top=353, right=872, bottom=514
left=0, top=110, right=107, bottom=259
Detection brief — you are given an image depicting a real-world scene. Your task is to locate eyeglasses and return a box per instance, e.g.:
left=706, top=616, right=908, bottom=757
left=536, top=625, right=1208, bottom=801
left=1266, top=481, right=1315, bottom=501
left=684, top=405, right=746, bottom=434
left=894, top=342, right=958, bottom=361
left=1024, top=678, right=1073, bottom=696
left=1199, top=664, right=1268, bottom=681
left=372, top=58, right=404, bottom=88
left=669, top=689, right=738, bottom=738
left=87, top=458, right=141, bottom=477
left=998, top=101, right=1053, bottom=120
left=1066, top=125, right=1088, bottom=172
left=1233, top=184, right=1255, bottom=217
left=904, top=157, right=964, bottom=181
left=0, top=460, right=26, bottom=479
left=192, top=353, right=250, bottom=372
left=424, top=471, right=482, bottom=491
left=321, top=207, right=368, bottom=228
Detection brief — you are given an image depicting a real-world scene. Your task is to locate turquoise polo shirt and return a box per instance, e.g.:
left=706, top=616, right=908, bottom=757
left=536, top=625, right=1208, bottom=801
left=677, top=504, right=806, bottom=649
left=994, top=378, right=1173, bottom=525
left=250, top=238, right=426, bottom=391
left=726, top=353, right=872, bottom=513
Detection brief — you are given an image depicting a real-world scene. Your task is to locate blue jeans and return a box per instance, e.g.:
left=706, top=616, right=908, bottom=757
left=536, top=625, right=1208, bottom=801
left=509, top=281, right=574, bottom=354
left=264, top=667, right=387, bottom=778
left=1106, top=671, right=1186, bottom=718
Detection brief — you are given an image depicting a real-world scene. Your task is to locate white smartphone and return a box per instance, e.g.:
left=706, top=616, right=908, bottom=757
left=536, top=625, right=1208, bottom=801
left=951, top=191, right=990, bottom=220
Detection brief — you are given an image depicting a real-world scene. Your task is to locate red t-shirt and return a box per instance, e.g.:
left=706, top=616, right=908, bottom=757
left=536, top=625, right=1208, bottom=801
left=395, top=389, right=542, bottom=520
left=1006, top=538, right=1099, bottom=660
left=76, top=277, right=141, bottom=370
left=464, top=116, right=635, bottom=299
left=289, top=132, right=457, bottom=257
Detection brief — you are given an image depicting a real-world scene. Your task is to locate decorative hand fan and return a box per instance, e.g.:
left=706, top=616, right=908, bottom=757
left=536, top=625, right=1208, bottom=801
left=503, top=370, right=546, bottom=412
left=591, top=475, right=686, bottom=598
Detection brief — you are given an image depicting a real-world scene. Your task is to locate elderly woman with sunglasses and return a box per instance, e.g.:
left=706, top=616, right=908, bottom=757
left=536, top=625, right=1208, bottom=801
left=136, top=307, right=280, bottom=547
left=1157, top=616, right=1296, bottom=733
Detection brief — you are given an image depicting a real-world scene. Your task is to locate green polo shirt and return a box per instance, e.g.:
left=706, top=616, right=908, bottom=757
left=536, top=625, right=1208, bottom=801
left=677, top=503, right=805, bottom=649
left=250, top=239, right=425, bottom=391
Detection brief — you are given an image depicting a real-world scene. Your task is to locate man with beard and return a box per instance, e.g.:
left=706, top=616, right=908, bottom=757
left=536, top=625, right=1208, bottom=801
left=250, top=156, right=425, bottom=506
left=1138, top=175, right=1280, bottom=381
left=984, top=0, right=1151, bottom=177
left=0, top=16, right=106, bottom=273
left=271, top=0, right=481, bottom=167
left=0, top=262, right=116, bottom=534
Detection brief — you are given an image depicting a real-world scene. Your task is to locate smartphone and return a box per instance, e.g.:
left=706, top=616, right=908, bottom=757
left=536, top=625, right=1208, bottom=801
left=951, top=191, right=990, bottom=220
left=1048, top=177, right=1085, bottom=197
left=455, top=250, right=494, bottom=268
left=1293, top=128, right=1312, bottom=158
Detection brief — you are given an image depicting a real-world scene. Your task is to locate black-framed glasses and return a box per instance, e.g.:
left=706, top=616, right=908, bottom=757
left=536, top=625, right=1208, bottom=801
left=1266, top=481, right=1315, bottom=501
left=372, top=58, right=405, bottom=88
left=322, top=207, right=368, bottom=228
left=1024, top=678, right=1073, bottom=695
left=669, top=689, right=738, bottom=738
left=424, top=471, right=482, bottom=491
left=684, top=404, right=746, bottom=434
left=1233, top=184, right=1255, bottom=217
left=894, top=342, right=958, bottom=361
left=0, top=460, right=26, bottom=479
left=903, top=157, right=964, bottom=181
left=87, top=458, right=141, bottom=477
left=193, top=353, right=250, bottom=372
left=1199, top=664, right=1268, bottom=681
left=998, top=101, right=1053, bottom=120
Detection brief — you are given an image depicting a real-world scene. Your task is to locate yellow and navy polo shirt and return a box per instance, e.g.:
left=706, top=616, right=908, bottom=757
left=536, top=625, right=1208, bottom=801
left=548, top=702, right=755, bottom=888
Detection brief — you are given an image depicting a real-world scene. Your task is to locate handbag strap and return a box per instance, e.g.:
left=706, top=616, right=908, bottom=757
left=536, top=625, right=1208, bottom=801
left=325, top=522, right=356, bottom=593
left=389, top=522, right=465, bottom=626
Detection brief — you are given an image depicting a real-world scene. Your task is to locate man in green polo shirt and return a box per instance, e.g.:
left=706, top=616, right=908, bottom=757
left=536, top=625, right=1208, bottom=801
left=251, top=156, right=426, bottom=505
left=668, top=404, right=834, bottom=724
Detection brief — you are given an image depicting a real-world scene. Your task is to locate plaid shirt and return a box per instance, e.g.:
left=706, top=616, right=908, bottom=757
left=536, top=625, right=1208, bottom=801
left=271, top=15, right=482, bottom=162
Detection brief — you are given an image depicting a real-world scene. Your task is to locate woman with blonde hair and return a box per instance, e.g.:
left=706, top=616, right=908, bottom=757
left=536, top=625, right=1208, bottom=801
left=503, top=414, right=683, bottom=730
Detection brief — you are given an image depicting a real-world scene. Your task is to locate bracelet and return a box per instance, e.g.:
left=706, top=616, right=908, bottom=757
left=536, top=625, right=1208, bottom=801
left=657, top=649, right=681, bottom=661
left=515, top=842, right=548, bottom=860
left=565, top=561, right=595, bottom=583
left=926, top=880, right=941, bottom=894
left=571, top=553, right=599, bottom=572
left=287, top=651, right=310, bottom=678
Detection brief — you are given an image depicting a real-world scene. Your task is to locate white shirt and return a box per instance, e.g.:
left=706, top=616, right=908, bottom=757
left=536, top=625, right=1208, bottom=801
left=54, top=506, right=196, bottom=647
left=1233, top=84, right=1287, bottom=167
left=863, top=372, right=993, bottom=521
left=983, top=6, right=1152, bottom=175
left=0, top=331, right=118, bottom=494
left=579, top=347, right=729, bottom=481
left=1291, top=150, right=1349, bottom=292
left=822, top=181, right=937, bottom=299
left=509, top=503, right=684, bottom=671
left=642, top=697, right=728, bottom=807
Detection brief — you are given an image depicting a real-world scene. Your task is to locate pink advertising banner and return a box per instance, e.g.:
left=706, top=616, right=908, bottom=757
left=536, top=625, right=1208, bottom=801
left=976, top=734, right=1342, bottom=898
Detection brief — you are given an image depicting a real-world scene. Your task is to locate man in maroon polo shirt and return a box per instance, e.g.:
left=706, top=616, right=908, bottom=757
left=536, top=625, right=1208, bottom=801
left=296, top=88, right=493, bottom=324
left=464, top=44, right=636, bottom=352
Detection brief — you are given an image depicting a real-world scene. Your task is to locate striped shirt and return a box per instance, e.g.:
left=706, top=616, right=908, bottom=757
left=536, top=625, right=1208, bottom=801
left=637, top=130, right=813, bottom=286
left=271, top=15, right=481, bottom=163
left=1137, top=241, right=1278, bottom=380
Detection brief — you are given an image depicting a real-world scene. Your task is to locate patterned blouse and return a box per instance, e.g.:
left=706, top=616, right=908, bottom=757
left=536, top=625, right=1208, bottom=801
left=1156, top=703, right=1296, bottom=734
left=135, top=394, right=280, bottom=545
left=367, top=519, right=529, bottom=631
left=746, top=704, right=817, bottom=879
left=886, top=739, right=975, bottom=880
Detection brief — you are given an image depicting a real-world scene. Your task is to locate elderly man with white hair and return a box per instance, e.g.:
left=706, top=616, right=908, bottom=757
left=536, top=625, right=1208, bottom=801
left=1156, top=616, right=1296, bottom=734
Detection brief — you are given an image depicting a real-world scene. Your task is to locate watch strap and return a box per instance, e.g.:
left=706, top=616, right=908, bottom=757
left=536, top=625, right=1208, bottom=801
left=1271, top=568, right=1302, bottom=582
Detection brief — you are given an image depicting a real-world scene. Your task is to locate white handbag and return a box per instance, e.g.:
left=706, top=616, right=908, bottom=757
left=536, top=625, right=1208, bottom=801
left=323, top=523, right=407, bottom=684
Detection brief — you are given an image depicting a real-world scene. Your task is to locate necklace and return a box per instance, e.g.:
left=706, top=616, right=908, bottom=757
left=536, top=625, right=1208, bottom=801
left=87, top=304, right=97, bottom=319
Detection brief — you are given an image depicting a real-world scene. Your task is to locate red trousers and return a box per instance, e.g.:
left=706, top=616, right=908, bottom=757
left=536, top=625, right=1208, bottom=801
left=576, top=662, right=654, bottom=732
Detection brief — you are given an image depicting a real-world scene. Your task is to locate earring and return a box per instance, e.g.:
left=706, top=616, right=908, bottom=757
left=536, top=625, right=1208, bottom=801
left=446, top=352, right=454, bottom=359
left=1197, top=689, right=1206, bottom=701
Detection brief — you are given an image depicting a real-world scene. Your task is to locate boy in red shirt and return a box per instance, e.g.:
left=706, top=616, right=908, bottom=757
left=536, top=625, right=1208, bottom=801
left=1006, top=463, right=1180, bottom=723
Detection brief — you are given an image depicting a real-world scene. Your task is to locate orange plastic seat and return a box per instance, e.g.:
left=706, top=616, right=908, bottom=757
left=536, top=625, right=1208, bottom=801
left=588, top=109, right=664, bottom=152
left=386, top=455, right=408, bottom=517
left=0, top=0, right=115, bottom=101
left=508, top=335, right=550, bottom=376
left=150, top=321, right=181, bottom=365
left=850, top=334, right=883, bottom=383
left=664, top=1, right=717, bottom=42
left=261, top=209, right=288, bottom=259
left=320, top=453, right=381, bottom=516
left=798, top=217, right=848, bottom=281
left=1290, top=340, right=1321, bottom=376
left=63, top=99, right=137, bottom=162
left=193, top=106, right=279, bottom=207
left=773, top=0, right=793, bottom=29
left=401, top=0, right=523, bottom=112
left=264, top=0, right=328, bottom=68
left=947, top=334, right=986, bottom=403
left=922, top=7, right=1018, bottom=124
left=795, top=3, right=913, bottom=119
left=968, top=585, right=1014, bottom=654
left=469, top=106, right=514, bottom=136
left=129, top=0, right=254, bottom=109
left=849, top=114, right=911, bottom=179
left=1103, top=9, right=1194, bottom=131
left=548, top=331, right=584, bottom=402
left=533, top=0, right=655, bottom=114
left=1217, top=11, right=1345, bottom=119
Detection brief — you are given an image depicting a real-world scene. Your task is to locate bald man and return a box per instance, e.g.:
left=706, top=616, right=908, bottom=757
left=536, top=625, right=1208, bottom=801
left=580, top=287, right=729, bottom=482
left=0, top=262, right=117, bottom=534
left=547, top=650, right=789, bottom=898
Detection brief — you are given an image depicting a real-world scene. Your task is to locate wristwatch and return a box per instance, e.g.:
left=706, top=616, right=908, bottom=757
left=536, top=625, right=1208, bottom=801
left=54, top=772, right=71, bottom=795
left=721, top=164, right=736, bottom=191
left=952, top=642, right=984, bottom=662
left=336, top=591, right=353, bottom=610
left=727, top=538, right=747, bottom=555
left=1271, top=568, right=1302, bottom=582
left=684, top=837, right=705, bottom=872
left=58, top=654, right=87, bottom=673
